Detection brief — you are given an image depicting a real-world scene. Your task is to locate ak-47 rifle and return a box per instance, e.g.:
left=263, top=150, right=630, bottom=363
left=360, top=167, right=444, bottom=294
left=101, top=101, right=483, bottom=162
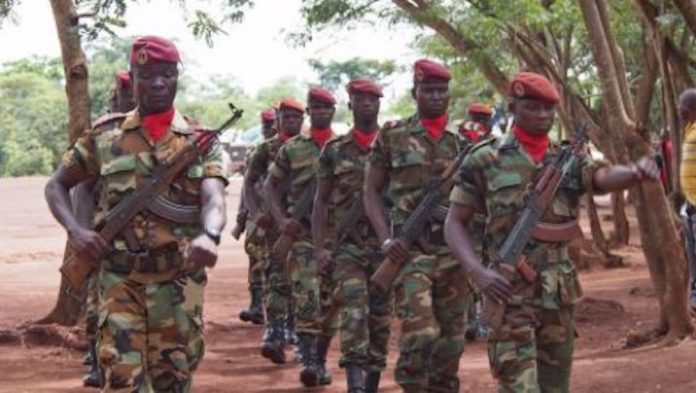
left=370, top=145, right=471, bottom=292
left=272, top=178, right=317, bottom=257
left=481, top=125, right=588, bottom=332
left=61, top=103, right=244, bottom=291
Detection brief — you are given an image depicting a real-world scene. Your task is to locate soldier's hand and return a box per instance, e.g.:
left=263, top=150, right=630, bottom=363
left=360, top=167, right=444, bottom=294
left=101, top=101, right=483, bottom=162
left=382, top=238, right=409, bottom=265
left=257, top=214, right=273, bottom=229
left=282, top=218, right=303, bottom=235
left=69, top=227, right=108, bottom=263
left=471, top=267, right=512, bottom=305
left=635, top=155, right=660, bottom=182
left=314, top=248, right=332, bottom=274
left=185, top=234, right=218, bottom=270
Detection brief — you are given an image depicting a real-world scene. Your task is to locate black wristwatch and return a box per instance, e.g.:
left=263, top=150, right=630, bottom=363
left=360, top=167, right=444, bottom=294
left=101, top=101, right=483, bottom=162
left=203, top=227, right=221, bottom=245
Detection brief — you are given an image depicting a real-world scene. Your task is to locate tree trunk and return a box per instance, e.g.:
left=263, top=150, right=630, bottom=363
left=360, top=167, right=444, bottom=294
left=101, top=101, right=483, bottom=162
left=587, top=193, right=608, bottom=252
left=673, top=0, right=696, bottom=37
left=40, top=0, right=92, bottom=326
left=581, top=0, right=694, bottom=342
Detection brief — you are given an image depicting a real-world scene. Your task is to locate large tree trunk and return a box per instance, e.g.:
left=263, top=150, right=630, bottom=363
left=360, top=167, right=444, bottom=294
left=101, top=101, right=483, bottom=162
left=39, top=0, right=92, bottom=326
left=673, top=0, right=696, bottom=37
left=581, top=0, right=694, bottom=342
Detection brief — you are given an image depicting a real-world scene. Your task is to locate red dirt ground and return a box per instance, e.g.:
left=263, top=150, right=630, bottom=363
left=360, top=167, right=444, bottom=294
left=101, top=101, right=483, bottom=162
left=0, top=177, right=695, bottom=393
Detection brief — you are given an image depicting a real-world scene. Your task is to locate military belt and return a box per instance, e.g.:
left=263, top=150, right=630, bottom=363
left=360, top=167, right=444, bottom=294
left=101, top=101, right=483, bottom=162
left=527, top=246, right=569, bottom=266
left=104, top=244, right=183, bottom=275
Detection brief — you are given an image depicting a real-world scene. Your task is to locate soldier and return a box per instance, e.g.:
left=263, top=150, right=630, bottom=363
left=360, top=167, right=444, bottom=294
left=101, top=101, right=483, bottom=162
left=236, top=108, right=278, bottom=326
left=245, top=99, right=304, bottom=364
left=445, top=71, right=659, bottom=392
left=312, top=78, right=391, bottom=393
left=265, top=87, right=337, bottom=387
left=45, top=35, right=228, bottom=392
left=81, top=70, right=137, bottom=388
left=678, top=88, right=696, bottom=309
left=458, top=102, right=494, bottom=144
left=364, top=59, right=472, bottom=393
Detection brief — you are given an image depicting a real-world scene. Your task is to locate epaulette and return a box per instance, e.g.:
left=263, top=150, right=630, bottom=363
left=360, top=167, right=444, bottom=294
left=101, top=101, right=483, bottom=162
left=469, top=137, right=500, bottom=168
left=381, top=118, right=407, bottom=131
left=92, top=112, right=127, bottom=131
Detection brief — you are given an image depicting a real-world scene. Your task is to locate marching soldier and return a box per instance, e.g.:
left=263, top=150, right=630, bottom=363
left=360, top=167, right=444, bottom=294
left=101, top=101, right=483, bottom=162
left=458, top=102, right=494, bottom=144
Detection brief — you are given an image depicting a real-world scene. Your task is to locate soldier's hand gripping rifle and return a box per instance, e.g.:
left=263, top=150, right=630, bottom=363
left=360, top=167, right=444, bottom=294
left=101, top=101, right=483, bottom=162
left=370, top=145, right=471, bottom=292
left=481, top=126, right=588, bottom=332
left=272, top=178, right=317, bottom=258
left=61, top=103, right=244, bottom=291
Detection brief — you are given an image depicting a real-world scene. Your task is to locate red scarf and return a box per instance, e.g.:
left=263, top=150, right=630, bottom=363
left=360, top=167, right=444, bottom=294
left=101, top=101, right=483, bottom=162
left=278, top=130, right=293, bottom=143
left=513, top=125, right=550, bottom=164
left=141, top=108, right=175, bottom=142
left=352, top=128, right=378, bottom=150
left=460, top=128, right=480, bottom=143
left=311, top=127, right=332, bottom=148
left=421, top=115, right=448, bottom=140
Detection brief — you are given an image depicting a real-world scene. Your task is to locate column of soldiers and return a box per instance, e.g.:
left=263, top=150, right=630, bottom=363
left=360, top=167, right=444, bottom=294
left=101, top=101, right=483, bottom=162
left=236, top=61, right=661, bottom=393
left=44, top=34, right=662, bottom=393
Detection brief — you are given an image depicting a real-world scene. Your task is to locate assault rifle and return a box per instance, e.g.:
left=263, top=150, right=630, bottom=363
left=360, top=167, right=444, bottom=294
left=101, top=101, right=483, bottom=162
left=481, top=125, right=588, bottom=332
left=272, top=178, right=317, bottom=258
left=61, top=103, right=244, bottom=290
left=370, top=145, right=471, bottom=292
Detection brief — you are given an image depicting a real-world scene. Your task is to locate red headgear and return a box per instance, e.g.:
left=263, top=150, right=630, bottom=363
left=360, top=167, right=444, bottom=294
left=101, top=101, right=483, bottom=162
left=115, top=71, right=132, bottom=88
left=413, top=59, right=451, bottom=83
left=261, top=108, right=276, bottom=122
left=509, top=72, right=560, bottom=104
left=346, top=78, right=383, bottom=97
left=279, top=98, right=306, bottom=113
left=130, top=35, right=180, bottom=66
left=307, top=87, right=336, bottom=106
left=468, top=103, right=493, bottom=116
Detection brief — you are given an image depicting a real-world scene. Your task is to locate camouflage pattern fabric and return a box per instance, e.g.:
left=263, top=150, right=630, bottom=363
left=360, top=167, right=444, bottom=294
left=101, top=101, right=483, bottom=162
left=61, top=109, right=226, bottom=392
left=450, top=131, right=606, bottom=392
left=97, top=268, right=206, bottom=392
left=317, top=131, right=393, bottom=371
left=268, top=133, right=338, bottom=337
left=368, top=115, right=472, bottom=392
left=246, top=136, right=289, bottom=324
left=244, top=236, right=266, bottom=290
left=85, top=272, right=100, bottom=340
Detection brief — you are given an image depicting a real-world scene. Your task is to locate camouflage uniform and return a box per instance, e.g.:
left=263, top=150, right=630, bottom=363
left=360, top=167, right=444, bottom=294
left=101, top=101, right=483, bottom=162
left=316, top=131, right=393, bottom=373
left=247, top=136, right=289, bottom=326
left=369, top=115, right=472, bottom=392
left=268, top=133, right=338, bottom=339
left=61, top=109, right=227, bottom=392
left=450, top=132, right=605, bottom=392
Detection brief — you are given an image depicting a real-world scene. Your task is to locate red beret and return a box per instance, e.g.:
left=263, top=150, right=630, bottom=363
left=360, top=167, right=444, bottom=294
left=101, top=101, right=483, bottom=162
left=261, top=108, right=276, bottom=121
left=468, top=103, right=493, bottom=116
left=279, top=98, right=305, bottom=113
left=346, top=78, right=383, bottom=97
left=130, top=35, right=180, bottom=66
left=307, top=87, right=336, bottom=106
left=414, top=59, right=451, bottom=83
left=509, top=72, right=560, bottom=104
left=115, top=71, right=131, bottom=88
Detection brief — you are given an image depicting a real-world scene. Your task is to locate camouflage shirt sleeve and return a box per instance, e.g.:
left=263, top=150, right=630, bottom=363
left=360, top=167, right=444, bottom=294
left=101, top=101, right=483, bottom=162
left=60, top=132, right=100, bottom=179
left=368, top=129, right=391, bottom=170
left=248, top=142, right=268, bottom=177
left=449, top=151, right=486, bottom=213
left=268, top=143, right=290, bottom=181
left=316, top=142, right=335, bottom=179
left=201, top=140, right=229, bottom=186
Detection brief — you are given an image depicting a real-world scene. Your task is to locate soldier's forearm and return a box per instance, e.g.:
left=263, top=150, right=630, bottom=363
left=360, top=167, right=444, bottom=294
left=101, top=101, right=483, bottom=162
left=363, top=191, right=390, bottom=243
left=243, top=175, right=260, bottom=215
left=311, top=200, right=328, bottom=250
left=45, top=176, right=82, bottom=236
left=200, top=178, right=227, bottom=232
left=593, top=165, right=641, bottom=193
left=264, top=178, right=287, bottom=223
left=445, top=207, right=481, bottom=276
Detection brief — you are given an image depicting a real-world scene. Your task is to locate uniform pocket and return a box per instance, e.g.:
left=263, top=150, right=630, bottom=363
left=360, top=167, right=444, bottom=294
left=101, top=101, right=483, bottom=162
left=485, top=172, right=524, bottom=217
left=558, top=263, right=583, bottom=305
left=100, top=154, right=137, bottom=195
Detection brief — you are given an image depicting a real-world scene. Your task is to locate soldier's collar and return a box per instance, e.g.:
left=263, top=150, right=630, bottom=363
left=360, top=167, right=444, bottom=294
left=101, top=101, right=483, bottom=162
left=120, top=108, right=192, bottom=134
left=497, top=131, right=520, bottom=152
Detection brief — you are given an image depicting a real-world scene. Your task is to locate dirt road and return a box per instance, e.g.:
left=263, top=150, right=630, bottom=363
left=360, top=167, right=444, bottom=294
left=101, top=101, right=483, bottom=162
left=0, top=177, right=694, bottom=393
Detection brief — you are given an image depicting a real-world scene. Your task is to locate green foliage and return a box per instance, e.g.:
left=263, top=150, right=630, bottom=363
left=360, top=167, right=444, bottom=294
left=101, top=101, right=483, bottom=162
left=308, top=57, right=398, bottom=92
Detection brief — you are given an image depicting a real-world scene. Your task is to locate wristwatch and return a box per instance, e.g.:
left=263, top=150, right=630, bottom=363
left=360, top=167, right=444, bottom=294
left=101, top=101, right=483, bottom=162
left=381, top=238, right=392, bottom=251
left=203, top=227, right=221, bottom=245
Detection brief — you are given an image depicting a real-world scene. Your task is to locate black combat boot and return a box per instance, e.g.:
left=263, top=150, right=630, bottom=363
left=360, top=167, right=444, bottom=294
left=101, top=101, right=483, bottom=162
left=297, top=333, right=319, bottom=387
left=239, top=284, right=265, bottom=325
left=82, top=339, right=102, bottom=388
left=365, top=371, right=381, bottom=393
left=345, top=363, right=366, bottom=393
left=316, top=335, right=332, bottom=385
left=260, top=319, right=286, bottom=364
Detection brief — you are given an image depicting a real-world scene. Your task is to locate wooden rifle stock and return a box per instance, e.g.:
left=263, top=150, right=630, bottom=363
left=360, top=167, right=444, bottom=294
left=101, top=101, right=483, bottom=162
left=371, top=256, right=402, bottom=292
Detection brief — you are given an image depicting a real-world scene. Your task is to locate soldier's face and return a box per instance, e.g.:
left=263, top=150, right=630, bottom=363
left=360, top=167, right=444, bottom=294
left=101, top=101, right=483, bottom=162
left=261, top=120, right=276, bottom=139
left=415, top=79, right=450, bottom=119
left=279, top=108, right=304, bottom=136
left=132, top=62, right=178, bottom=115
left=307, top=100, right=335, bottom=129
left=512, top=98, right=556, bottom=135
left=350, top=92, right=380, bottom=124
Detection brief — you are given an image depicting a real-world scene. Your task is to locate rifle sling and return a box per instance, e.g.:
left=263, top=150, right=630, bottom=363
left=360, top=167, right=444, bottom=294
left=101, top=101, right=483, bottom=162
left=529, top=220, right=582, bottom=243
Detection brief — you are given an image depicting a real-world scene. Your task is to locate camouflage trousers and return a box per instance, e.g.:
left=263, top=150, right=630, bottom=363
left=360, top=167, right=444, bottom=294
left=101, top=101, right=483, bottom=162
left=288, top=239, right=338, bottom=337
left=244, top=236, right=266, bottom=289
left=332, top=243, right=392, bottom=371
left=265, top=234, right=290, bottom=323
left=97, top=267, right=206, bottom=393
left=85, top=272, right=100, bottom=340
left=394, top=251, right=471, bottom=393
left=487, top=305, right=575, bottom=393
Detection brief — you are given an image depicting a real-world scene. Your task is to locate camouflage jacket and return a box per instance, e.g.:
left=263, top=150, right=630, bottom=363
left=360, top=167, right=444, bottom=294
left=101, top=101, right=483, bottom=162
left=450, top=131, right=606, bottom=308
left=269, top=132, right=333, bottom=232
left=248, top=135, right=283, bottom=180
left=317, top=130, right=377, bottom=247
left=61, top=109, right=227, bottom=252
left=369, top=114, right=459, bottom=252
